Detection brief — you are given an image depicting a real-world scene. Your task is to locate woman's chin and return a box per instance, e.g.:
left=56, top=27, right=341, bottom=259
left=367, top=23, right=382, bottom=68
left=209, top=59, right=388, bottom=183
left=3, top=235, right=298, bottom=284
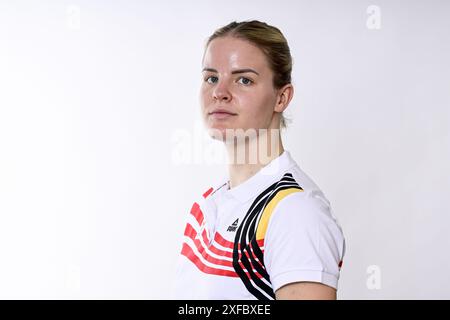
left=206, top=127, right=228, bottom=141
left=207, top=126, right=243, bottom=141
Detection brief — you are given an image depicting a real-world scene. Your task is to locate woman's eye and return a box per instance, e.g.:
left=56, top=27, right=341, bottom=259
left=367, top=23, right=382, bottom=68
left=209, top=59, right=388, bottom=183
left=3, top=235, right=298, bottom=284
left=204, top=76, right=252, bottom=85
left=205, top=76, right=218, bottom=84
left=238, top=77, right=253, bottom=85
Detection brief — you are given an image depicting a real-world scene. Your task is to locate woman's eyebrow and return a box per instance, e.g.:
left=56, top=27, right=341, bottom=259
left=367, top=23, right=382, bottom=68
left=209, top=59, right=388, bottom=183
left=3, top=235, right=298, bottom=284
left=201, top=68, right=259, bottom=75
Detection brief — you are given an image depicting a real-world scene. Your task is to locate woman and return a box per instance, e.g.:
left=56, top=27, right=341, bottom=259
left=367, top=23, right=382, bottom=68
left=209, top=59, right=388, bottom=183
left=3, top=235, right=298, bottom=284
left=173, top=20, right=346, bottom=300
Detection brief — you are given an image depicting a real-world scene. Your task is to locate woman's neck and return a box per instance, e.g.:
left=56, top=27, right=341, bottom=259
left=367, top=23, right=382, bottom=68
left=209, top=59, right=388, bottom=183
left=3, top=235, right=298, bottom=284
left=225, top=130, right=284, bottom=189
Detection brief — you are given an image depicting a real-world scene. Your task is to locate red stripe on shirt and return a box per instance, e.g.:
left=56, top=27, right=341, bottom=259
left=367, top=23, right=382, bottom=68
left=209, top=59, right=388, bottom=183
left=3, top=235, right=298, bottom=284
left=182, top=224, right=266, bottom=278
left=189, top=202, right=204, bottom=226
left=202, top=187, right=214, bottom=198
left=215, top=230, right=265, bottom=249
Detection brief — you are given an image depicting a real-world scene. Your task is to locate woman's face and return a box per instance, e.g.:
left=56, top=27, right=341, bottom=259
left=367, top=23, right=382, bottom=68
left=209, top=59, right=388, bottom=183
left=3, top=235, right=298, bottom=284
left=200, top=36, right=281, bottom=140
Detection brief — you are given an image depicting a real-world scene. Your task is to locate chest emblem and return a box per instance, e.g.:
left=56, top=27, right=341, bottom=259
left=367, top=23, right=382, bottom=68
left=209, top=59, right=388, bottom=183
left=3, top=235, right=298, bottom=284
left=226, top=218, right=239, bottom=232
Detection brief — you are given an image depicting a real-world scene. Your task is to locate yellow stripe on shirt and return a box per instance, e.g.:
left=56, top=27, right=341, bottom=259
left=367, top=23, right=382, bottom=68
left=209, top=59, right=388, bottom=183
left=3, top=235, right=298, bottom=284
left=255, top=187, right=303, bottom=241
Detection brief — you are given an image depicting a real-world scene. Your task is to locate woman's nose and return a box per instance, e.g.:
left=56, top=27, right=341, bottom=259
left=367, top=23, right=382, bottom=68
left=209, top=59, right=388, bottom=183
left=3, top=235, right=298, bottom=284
left=213, top=80, right=231, bottom=101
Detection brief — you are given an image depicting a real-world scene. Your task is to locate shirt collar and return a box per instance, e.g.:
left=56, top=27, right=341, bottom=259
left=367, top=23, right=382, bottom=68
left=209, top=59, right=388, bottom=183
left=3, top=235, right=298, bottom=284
left=213, top=150, right=297, bottom=204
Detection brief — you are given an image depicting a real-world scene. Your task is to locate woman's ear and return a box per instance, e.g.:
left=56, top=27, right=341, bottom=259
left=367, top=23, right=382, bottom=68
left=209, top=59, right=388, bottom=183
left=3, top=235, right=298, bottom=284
left=275, top=84, right=294, bottom=113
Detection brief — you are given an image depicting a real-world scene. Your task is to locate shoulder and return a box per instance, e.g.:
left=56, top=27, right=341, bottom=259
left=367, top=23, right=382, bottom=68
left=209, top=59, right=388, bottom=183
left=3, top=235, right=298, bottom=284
left=266, top=188, right=341, bottom=237
left=282, top=187, right=335, bottom=217
left=265, top=186, right=345, bottom=255
left=263, top=189, right=346, bottom=291
left=273, top=163, right=341, bottom=224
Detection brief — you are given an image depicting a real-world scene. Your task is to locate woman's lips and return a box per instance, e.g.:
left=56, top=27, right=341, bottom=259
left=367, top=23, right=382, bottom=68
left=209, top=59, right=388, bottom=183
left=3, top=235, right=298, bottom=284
left=209, top=112, right=237, bottom=120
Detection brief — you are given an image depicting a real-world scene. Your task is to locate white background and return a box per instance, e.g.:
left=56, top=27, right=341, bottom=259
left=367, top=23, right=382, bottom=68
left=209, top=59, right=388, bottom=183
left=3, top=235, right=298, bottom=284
left=0, top=0, right=449, bottom=299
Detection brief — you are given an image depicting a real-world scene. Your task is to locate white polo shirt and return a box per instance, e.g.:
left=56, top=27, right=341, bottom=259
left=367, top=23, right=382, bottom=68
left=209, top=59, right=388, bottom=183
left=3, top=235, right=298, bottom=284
left=172, top=150, right=346, bottom=300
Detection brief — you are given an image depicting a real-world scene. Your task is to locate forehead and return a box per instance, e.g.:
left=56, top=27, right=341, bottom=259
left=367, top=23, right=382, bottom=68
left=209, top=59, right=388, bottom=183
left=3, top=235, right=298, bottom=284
left=202, top=36, right=269, bottom=71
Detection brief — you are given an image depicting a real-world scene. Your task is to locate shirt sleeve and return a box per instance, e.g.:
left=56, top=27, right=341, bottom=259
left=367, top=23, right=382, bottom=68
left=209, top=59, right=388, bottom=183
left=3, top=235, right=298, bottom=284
left=263, top=189, right=346, bottom=293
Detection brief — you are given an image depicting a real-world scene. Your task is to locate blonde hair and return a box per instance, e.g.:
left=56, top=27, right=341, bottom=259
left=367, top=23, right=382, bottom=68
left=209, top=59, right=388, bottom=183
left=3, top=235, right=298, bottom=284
left=205, top=20, right=293, bottom=129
